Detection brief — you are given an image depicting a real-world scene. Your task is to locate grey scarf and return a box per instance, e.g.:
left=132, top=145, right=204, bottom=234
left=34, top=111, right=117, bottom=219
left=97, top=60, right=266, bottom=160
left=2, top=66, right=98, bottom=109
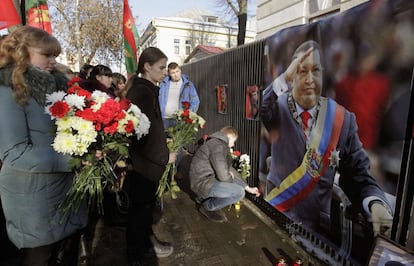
left=0, top=65, right=68, bottom=106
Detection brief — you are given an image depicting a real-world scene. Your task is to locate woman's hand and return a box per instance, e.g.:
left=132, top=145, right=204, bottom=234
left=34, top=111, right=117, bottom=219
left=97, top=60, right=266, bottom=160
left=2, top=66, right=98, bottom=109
left=168, top=152, right=177, bottom=164
left=82, top=150, right=104, bottom=166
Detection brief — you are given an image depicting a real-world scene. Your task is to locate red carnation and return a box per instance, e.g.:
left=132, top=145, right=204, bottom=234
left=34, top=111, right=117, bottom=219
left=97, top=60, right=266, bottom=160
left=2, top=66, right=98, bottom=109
left=49, top=101, right=70, bottom=118
left=104, top=121, right=119, bottom=134
left=185, top=118, right=193, bottom=123
left=181, top=101, right=191, bottom=110
left=76, top=108, right=95, bottom=122
left=124, top=120, right=134, bottom=133
left=96, top=99, right=121, bottom=125
left=95, top=123, right=102, bottom=131
left=181, top=109, right=190, bottom=118
left=67, top=76, right=81, bottom=87
left=119, top=98, right=131, bottom=111
left=67, top=86, right=92, bottom=99
left=116, top=110, right=126, bottom=121
left=233, top=150, right=241, bottom=157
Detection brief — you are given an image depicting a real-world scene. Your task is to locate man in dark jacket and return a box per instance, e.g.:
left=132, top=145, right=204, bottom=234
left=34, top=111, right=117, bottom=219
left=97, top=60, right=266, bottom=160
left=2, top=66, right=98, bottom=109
left=189, top=126, right=260, bottom=223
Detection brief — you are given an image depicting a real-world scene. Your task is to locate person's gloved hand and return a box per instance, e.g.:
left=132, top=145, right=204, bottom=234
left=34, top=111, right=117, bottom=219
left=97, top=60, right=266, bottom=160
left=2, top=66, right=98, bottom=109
left=371, top=202, right=393, bottom=237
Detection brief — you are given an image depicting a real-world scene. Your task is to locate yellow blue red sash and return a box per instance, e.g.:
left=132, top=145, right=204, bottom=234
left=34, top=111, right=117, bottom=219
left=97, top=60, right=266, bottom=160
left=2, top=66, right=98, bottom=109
left=265, top=98, right=345, bottom=212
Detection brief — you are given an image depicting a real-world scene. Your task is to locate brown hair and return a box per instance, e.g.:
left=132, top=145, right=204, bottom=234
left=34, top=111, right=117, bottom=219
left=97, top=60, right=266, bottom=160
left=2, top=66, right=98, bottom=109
left=220, top=126, right=238, bottom=138
left=0, top=26, right=61, bottom=105
left=125, top=47, right=167, bottom=95
left=136, top=47, right=167, bottom=75
left=167, top=62, right=179, bottom=71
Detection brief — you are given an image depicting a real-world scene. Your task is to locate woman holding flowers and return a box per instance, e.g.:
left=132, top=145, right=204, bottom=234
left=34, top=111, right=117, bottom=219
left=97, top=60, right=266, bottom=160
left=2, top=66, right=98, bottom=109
left=0, top=26, right=87, bottom=265
left=125, top=47, right=177, bottom=264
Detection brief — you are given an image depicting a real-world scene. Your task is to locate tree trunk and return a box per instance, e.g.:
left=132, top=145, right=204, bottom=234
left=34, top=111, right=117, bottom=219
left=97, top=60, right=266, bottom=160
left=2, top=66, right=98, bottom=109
left=237, top=12, right=247, bottom=46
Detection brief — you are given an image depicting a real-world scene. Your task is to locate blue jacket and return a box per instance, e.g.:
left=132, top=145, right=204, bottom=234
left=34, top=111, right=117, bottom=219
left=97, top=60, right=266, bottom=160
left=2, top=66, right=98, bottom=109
left=159, top=74, right=200, bottom=118
left=0, top=66, right=87, bottom=248
left=261, top=83, right=390, bottom=230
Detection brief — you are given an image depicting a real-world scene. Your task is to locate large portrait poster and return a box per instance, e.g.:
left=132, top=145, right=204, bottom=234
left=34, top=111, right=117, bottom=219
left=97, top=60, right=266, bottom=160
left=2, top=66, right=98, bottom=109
left=259, top=0, right=414, bottom=263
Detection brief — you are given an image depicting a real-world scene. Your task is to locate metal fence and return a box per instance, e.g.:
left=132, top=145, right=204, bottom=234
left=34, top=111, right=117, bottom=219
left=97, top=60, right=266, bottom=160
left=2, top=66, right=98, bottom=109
left=182, top=40, right=265, bottom=187
left=181, top=39, right=366, bottom=266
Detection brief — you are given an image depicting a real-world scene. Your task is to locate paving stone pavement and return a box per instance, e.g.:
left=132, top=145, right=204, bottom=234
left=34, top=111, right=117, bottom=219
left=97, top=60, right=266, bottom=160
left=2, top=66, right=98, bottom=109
left=88, top=189, right=318, bottom=266
left=1, top=184, right=320, bottom=266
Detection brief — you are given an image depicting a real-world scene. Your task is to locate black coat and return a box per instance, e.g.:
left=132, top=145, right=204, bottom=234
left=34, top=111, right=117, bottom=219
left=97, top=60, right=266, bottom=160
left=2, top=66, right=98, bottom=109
left=126, top=77, right=169, bottom=183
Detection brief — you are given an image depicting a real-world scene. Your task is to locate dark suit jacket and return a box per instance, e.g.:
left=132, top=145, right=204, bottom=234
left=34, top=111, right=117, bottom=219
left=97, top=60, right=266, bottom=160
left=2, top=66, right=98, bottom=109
left=126, top=77, right=169, bottom=183
left=261, top=85, right=389, bottom=230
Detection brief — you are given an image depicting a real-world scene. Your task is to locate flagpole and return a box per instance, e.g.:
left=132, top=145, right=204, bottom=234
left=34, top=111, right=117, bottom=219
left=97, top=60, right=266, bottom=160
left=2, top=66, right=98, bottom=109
left=75, top=0, right=81, bottom=71
left=20, top=0, right=26, bottom=25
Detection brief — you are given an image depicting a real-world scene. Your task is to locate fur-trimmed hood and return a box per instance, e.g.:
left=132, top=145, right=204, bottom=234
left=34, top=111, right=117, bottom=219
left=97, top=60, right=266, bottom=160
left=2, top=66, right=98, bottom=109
left=0, top=64, right=68, bottom=106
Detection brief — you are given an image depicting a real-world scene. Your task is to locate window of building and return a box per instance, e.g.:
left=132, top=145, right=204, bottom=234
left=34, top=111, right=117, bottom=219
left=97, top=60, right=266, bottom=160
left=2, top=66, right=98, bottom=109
left=174, top=39, right=180, bottom=55
left=309, top=0, right=340, bottom=14
left=185, top=40, right=192, bottom=55
left=203, top=16, right=218, bottom=23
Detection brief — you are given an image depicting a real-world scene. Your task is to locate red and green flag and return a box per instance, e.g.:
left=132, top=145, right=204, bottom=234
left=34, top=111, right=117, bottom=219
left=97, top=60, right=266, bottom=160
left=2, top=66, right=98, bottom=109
left=0, top=0, right=21, bottom=30
left=123, top=0, right=139, bottom=76
left=26, top=0, right=52, bottom=34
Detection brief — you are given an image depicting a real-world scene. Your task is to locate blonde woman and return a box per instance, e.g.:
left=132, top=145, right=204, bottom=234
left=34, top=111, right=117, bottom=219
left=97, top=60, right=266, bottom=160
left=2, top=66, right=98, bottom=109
left=0, top=26, right=87, bottom=265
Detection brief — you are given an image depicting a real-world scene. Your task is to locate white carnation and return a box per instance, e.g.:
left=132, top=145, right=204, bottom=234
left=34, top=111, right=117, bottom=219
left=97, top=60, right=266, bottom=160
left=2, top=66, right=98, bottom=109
left=64, top=94, right=86, bottom=110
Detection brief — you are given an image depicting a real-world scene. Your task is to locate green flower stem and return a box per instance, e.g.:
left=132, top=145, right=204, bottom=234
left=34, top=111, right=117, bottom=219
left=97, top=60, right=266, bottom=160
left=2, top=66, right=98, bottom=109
left=59, top=154, right=126, bottom=223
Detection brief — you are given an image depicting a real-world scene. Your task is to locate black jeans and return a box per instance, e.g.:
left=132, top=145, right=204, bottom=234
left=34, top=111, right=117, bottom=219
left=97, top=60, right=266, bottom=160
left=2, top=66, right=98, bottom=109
left=125, top=171, right=157, bottom=262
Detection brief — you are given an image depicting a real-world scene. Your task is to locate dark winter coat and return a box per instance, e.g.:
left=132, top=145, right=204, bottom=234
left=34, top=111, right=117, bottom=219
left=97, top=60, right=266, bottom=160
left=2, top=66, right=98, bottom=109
left=126, top=77, right=169, bottom=183
left=189, top=131, right=247, bottom=199
left=78, top=79, right=115, bottom=98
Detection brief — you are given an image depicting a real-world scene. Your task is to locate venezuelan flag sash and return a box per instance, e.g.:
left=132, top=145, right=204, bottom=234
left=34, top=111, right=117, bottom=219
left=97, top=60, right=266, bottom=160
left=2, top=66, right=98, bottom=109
left=265, top=98, right=345, bottom=212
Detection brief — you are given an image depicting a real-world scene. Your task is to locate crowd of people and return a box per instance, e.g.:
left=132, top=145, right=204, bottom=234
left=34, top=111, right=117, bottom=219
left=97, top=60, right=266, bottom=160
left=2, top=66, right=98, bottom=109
left=0, top=26, right=201, bottom=266
left=0, top=23, right=255, bottom=265
left=0, top=23, right=401, bottom=266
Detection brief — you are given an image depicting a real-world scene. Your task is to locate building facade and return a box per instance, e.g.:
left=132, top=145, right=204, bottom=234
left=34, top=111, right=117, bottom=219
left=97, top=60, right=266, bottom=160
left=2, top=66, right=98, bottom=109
left=139, top=8, right=256, bottom=64
left=256, top=0, right=369, bottom=39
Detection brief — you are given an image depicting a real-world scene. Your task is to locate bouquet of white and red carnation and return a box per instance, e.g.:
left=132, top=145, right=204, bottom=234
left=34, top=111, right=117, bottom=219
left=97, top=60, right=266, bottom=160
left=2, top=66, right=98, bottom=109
left=231, top=150, right=251, bottom=181
left=45, top=77, right=150, bottom=219
left=156, top=101, right=206, bottom=199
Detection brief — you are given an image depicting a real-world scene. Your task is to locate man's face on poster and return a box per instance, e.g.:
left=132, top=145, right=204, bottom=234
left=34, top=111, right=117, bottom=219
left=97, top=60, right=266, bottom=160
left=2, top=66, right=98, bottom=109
left=292, top=49, right=323, bottom=110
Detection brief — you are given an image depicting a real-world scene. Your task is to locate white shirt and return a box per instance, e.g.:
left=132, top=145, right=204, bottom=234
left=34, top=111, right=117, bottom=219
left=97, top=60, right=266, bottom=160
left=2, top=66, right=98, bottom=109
left=164, top=79, right=183, bottom=118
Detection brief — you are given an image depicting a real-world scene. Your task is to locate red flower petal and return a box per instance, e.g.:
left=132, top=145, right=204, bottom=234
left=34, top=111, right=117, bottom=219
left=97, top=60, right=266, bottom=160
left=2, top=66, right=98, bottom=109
left=49, top=101, right=70, bottom=118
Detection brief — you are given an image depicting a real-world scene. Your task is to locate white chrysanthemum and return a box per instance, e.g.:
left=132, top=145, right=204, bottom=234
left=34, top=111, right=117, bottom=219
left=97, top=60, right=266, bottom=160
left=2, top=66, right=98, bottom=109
left=90, top=91, right=110, bottom=111
left=73, top=142, right=90, bottom=156
left=78, top=133, right=97, bottom=146
left=46, top=91, right=66, bottom=104
left=64, top=94, right=86, bottom=110
left=52, top=132, right=78, bottom=155
left=127, top=104, right=150, bottom=139
left=135, top=112, right=150, bottom=140
left=71, top=117, right=95, bottom=135
left=240, top=154, right=250, bottom=164
left=128, top=104, right=141, bottom=116
left=198, top=116, right=206, bottom=127
left=189, top=111, right=198, bottom=120
left=56, top=117, right=72, bottom=131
